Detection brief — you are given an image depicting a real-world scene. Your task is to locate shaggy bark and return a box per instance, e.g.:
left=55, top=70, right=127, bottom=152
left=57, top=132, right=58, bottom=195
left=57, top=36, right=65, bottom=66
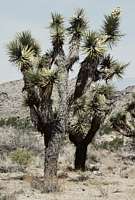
left=43, top=54, right=68, bottom=192
left=43, top=133, right=61, bottom=192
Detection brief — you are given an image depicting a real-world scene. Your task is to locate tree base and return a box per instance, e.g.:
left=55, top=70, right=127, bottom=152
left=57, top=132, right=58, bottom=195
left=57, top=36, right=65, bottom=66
left=43, top=176, right=59, bottom=193
left=74, top=144, right=87, bottom=171
left=31, top=176, right=59, bottom=193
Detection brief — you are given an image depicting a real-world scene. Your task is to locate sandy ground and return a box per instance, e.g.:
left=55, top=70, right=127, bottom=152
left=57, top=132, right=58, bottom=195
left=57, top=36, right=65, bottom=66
left=1, top=150, right=135, bottom=200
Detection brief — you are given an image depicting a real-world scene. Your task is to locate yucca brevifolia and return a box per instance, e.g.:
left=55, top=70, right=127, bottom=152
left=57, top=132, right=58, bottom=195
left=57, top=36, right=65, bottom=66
left=7, top=9, right=87, bottom=192
left=69, top=84, right=114, bottom=170
left=110, top=95, right=135, bottom=152
left=7, top=7, right=127, bottom=186
left=68, top=7, right=128, bottom=170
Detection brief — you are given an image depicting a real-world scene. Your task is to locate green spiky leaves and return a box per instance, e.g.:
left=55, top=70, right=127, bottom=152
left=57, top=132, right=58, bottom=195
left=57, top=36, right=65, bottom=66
left=83, top=31, right=106, bottom=60
left=102, top=7, right=123, bottom=46
left=26, top=68, right=57, bottom=89
left=7, top=41, right=33, bottom=67
left=16, top=31, right=41, bottom=55
left=99, top=54, right=128, bottom=82
left=94, top=84, right=115, bottom=99
left=50, top=13, right=64, bottom=30
left=67, top=8, right=87, bottom=44
left=7, top=31, right=40, bottom=69
left=50, top=13, right=65, bottom=53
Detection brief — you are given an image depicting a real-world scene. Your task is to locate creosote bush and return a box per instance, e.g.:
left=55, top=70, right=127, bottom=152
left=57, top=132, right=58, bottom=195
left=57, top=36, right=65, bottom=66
left=10, top=148, right=33, bottom=167
left=0, top=116, right=32, bottom=130
left=99, top=124, right=113, bottom=135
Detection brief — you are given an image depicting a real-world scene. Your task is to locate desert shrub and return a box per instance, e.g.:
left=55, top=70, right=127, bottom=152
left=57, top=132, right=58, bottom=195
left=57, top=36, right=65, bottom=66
left=0, top=117, right=18, bottom=127
left=0, top=116, right=32, bottom=129
left=14, top=117, right=32, bottom=129
left=0, top=118, right=6, bottom=127
left=99, top=124, right=113, bottom=135
left=10, top=148, right=33, bottom=167
left=97, top=137, right=123, bottom=151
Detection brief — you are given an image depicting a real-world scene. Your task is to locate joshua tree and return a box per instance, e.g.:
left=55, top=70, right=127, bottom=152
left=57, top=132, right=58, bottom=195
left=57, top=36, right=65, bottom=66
left=69, top=84, right=114, bottom=170
left=68, top=7, right=128, bottom=170
left=7, top=7, right=127, bottom=190
left=7, top=9, right=87, bottom=192
left=110, top=94, right=135, bottom=153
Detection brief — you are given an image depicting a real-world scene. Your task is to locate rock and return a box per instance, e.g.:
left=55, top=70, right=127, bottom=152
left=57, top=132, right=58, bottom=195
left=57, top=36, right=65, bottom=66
left=93, top=171, right=102, bottom=176
left=88, top=164, right=99, bottom=172
left=121, top=167, right=135, bottom=179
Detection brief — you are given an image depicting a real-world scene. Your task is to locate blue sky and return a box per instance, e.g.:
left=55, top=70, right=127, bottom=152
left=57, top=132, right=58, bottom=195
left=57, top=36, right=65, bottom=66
left=0, top=0, right=135, bottom=89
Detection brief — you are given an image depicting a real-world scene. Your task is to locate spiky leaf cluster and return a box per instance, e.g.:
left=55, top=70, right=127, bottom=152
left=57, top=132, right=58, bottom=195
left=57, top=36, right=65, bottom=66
left=26, top=68, right=57, bottom=88
left=50, top=13, right=65, bottom=53
left=7, top=31, right=40, bottom=69
left=102, top=7, right=122, bottom=46
left=67, top=8, right=87, bottom=44
left=95, top=84, right=115, bottom=99
left=99, top=54, right=128, bottom=82
left=83, top=31, right=106, bottom=60
left=16, top=31, right=41, bottom=55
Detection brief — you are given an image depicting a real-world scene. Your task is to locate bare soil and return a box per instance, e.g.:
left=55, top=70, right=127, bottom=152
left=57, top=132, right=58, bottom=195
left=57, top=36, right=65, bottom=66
left=1, top=149, right=135, bottom=200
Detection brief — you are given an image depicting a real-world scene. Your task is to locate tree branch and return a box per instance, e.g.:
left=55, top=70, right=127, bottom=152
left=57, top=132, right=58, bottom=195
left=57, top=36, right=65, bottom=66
left=73, top=58, right=99, bottom=101
left=66, top=43, right=79, bottom=71
left=83, top=113, right=102, bottom=145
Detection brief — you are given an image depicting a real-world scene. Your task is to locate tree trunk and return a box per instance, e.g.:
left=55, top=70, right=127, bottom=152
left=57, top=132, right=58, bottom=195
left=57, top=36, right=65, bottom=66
left=74, top=143, right=88, bottom=171
left=71, top=114, right=102, bottom=171
left=43, top=54, right=68, bottom=192
left=43, top=133, right=61, bottom=192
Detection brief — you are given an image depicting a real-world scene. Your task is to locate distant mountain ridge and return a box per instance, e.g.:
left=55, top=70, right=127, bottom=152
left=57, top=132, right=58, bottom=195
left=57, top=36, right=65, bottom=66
left=0, top=79, right=135, bottom=119
left=0, top=80, right=28, bottom=118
